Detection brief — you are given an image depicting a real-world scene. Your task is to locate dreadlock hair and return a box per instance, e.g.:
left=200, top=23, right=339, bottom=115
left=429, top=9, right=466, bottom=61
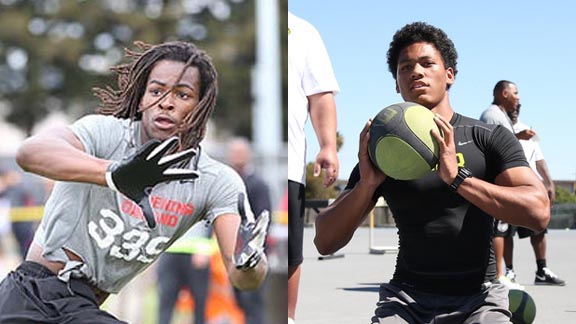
left=93, top=41, right=218, bottom=150
left=387, top=22, right=458, bottom=89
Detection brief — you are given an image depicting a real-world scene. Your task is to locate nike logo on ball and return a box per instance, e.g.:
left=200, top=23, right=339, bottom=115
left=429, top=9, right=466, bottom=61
left=457, top=140, right=473, bottom=146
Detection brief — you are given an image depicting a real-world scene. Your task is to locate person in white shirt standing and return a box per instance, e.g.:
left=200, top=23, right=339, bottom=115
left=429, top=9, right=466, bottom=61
left=288, top=11, right=340, bottom=324
left=480, top=80, right=535, bottom=289
left=503, top=105, right=565, bottom=286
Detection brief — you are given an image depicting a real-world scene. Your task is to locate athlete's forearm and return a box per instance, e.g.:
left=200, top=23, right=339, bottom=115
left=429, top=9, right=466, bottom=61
left=16, top=128, right=110, bottom=186
left=229, top=254, right=268, bottom=291
left=455, top=173, right=549, bottom=232
left=314, top=181, right=378, bottom=255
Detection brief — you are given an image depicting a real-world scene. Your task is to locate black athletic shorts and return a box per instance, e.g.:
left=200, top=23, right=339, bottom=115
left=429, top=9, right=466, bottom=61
left=288, top=180, right=305, bottom=267
left=493, top=219, right=547, bottom=238
left=0, top=261, right=127, bottom=324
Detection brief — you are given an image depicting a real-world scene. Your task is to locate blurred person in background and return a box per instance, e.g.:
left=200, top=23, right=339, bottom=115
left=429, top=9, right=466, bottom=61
left=480, top=80, right=535, bottom=289
left=502, top=105, right=565, bottom=286
left=227, top=137, right=271, bottom=324
left=0, top=168, right=11, bottom=256
left=156, top=221, right=215, bottom=324
left=0, top=167, right=37, bottom=260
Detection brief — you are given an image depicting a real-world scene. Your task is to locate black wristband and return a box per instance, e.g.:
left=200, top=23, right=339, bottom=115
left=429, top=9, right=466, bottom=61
left=450, top=167, right=473, bottom=191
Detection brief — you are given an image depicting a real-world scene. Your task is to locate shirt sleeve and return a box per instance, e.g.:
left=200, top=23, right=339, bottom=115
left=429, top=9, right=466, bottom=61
left=204, top=165, right=251, bottom=224
left=301, top=24, right=340, bottom=96
left=480, top=108, right=514, bottom=133
left=485, top=125, right=529, bottom=176
left=68, top=114, right=126, bottom=159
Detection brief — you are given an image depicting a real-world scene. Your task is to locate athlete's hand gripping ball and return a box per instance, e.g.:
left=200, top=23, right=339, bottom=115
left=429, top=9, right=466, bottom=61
left=234, top=193, right=269, bottom=270
left=106, top=136, right=199, bottom=228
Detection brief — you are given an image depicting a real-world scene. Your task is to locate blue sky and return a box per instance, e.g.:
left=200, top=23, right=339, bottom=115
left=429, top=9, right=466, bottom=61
left=289, top=1, right=576, bottom=181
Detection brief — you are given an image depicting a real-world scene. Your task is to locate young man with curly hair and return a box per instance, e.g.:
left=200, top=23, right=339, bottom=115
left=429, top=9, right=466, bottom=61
left=314, top=22, right=550, bottom=323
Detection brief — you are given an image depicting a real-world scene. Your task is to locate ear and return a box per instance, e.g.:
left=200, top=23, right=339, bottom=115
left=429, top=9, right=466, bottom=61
left=395, top=81, right=400, bottom=93
left=446, top=67, right=455, bottom=87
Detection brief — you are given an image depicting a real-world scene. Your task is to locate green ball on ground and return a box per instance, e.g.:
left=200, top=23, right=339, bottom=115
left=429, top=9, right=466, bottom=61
left=509, top=289, right=537, bottom=324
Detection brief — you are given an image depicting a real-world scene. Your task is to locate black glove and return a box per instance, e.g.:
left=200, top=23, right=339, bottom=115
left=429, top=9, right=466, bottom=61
left=234, top=192, right=269, bottom=270
left=106, top=136, right=199, bottom=228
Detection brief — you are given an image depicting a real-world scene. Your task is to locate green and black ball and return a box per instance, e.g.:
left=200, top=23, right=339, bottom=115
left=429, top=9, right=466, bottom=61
left=368, top=102, right=440, bottom=180
left=508, top=289, right=537, bottom=324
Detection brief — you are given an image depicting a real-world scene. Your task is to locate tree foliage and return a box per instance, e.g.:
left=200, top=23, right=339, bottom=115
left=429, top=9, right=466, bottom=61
left=304, top=162, right=340, bottom=200
left=0, top=0, right=287, bottom=139
left=555, top=186, right=576, bottom=204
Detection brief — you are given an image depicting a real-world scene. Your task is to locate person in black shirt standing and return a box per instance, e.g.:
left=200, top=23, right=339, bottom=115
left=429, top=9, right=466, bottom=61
left=314, top=22, right=550, bottom=324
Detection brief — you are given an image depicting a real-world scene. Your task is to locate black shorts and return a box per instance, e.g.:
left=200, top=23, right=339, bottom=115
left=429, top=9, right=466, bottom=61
left=288, top=180, right=305, bottom=267
left=0, top=261, right=126, bottom=324
left=493, top=219, right=547, bottom=238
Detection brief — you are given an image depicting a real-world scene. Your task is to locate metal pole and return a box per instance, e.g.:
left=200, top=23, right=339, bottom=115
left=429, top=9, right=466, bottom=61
left=254, top=0, right=283, bottom=203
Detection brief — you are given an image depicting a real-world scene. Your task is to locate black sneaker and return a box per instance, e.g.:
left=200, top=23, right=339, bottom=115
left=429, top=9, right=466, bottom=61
left=535, top=267, right=566, bottom=286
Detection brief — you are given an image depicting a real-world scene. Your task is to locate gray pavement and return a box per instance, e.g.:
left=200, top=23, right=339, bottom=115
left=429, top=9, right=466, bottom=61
left=297, top=227, right=576, bottom=324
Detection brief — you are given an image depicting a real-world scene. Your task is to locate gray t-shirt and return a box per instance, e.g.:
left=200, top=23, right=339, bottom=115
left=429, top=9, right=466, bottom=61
left=479, top=104, right=514, bottom=133
left=32, top=114, right=249, bottom=293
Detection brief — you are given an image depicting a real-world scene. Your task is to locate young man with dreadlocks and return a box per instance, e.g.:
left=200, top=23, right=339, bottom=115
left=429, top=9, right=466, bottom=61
left=0, top=41, right=269, bottom=323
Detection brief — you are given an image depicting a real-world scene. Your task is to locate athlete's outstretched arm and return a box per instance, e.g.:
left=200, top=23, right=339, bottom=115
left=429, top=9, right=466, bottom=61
left=18, top=126, right=200, bottom=228
left=314, top=186, right=377, bottom=256
left=212, top=213, right=268, bottom=291
left=16, top=126, right=110, bottom=186
left=314, top=120, right=386, bottom=255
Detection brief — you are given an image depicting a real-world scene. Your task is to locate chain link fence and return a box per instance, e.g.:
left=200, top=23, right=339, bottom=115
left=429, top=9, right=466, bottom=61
left=550, top=203, right=576, bottom=229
